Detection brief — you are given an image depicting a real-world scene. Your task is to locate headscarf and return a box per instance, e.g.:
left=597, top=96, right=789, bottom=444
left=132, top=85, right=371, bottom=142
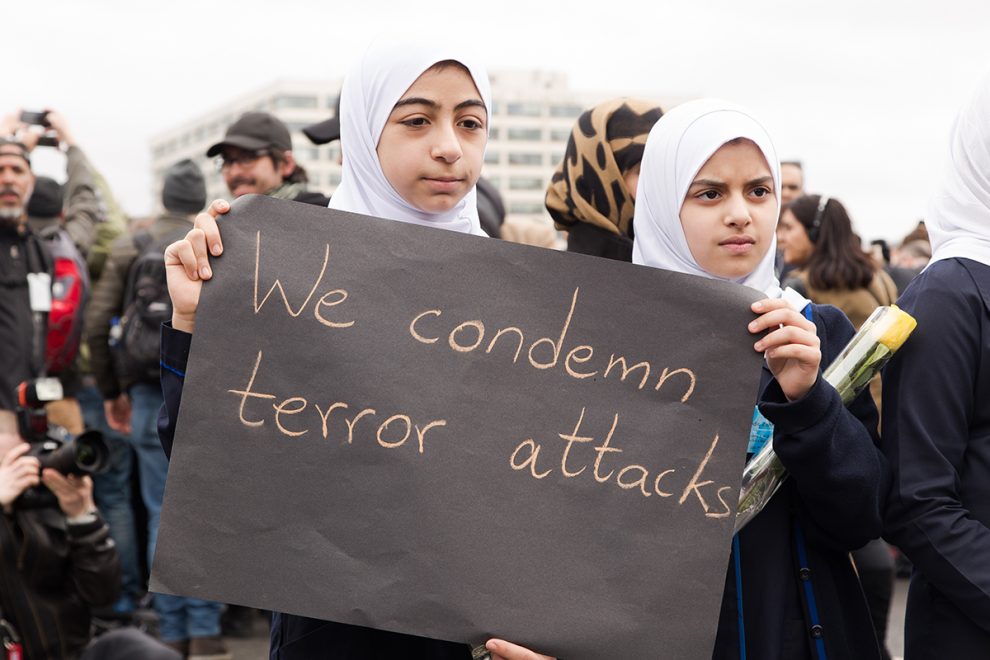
left=545, top=99, right=664, bottom=237
left=927, top=69, right=990, bottom=267
left=328, top=37, right=491, bottom=236
left=631, top=99, right=782, bottom=297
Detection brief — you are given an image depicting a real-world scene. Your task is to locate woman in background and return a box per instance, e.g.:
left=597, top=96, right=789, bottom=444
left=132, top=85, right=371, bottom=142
left=545, top=98, right=663, bottom=262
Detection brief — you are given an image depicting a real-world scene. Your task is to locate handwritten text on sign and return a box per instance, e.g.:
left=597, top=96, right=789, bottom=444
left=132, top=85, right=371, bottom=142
left=152, top=194, right=764, bottom=660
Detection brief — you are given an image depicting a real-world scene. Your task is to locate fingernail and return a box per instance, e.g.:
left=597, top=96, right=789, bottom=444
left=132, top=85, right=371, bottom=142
left=754, top=341, right=764, bottom=351
left=200, top=265, right=211, bottom=278
left=748, top=321, right=757, bottom=330
left=211, top=243, right=221, bottom=256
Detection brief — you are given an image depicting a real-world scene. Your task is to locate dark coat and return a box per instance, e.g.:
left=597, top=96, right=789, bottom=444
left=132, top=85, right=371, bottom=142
left=157, top=324, right=471, bottom=659
left=0, top=506, right=120, bottom=659
left=0, top=225, right=51, bottom=413
left=713, top=303, right=886, bottom=660
left=881, top=257, right=990, bottom=659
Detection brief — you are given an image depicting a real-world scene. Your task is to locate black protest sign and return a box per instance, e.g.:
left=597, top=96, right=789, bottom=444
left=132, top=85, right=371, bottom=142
left=151, top=194, right=765, bottom=659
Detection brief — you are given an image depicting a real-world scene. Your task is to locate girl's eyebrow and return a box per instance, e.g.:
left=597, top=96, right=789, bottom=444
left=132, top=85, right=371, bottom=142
left=688, top=175, right=774, bottom=189
left=689, top=178, right=727, bottom=189
left=747, top=176, right=774, bottom=187
left=392, top=97, right=487, bottom=113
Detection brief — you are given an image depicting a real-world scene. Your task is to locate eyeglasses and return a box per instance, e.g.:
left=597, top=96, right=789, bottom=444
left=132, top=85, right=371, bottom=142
left=214, top=149, right=269, bottom=172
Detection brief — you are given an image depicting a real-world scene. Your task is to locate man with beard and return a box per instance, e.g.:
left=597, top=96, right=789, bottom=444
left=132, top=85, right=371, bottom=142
left=207, top=112, right=329, bottom=206
left=0, top=122, right=46, bottom=433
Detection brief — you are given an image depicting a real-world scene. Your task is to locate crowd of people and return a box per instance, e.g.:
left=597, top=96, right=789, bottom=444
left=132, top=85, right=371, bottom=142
left=0, top=35, right=987, bottom=660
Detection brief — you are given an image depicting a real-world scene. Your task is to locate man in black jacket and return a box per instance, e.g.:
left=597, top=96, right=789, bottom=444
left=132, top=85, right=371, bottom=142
left=0, top=134, right=48, bottom=436
left=208, top=112, right=329, bottom=206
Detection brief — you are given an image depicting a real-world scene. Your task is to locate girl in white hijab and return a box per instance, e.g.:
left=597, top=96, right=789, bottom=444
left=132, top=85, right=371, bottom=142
left=328, top=38, right=491, bottom=237
left=881, top=72, right=990, bottom=658
left=162, top=38, right=554, bottom=660
left=633, top=100, right=886, bottom=660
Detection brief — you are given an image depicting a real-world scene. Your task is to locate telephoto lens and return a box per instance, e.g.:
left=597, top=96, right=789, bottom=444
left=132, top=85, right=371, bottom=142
left=36, top=430, right=111, bottom=476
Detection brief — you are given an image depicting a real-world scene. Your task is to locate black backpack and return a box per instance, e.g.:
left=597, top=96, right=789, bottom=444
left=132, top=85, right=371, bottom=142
left=118, top=229, right=185, bottom=384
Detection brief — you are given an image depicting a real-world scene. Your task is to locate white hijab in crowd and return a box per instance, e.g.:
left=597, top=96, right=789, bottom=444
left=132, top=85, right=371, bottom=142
left=631, top=99, right=782, bottom=297
left=328, top=38, right=491, bottom=237
left=926, top=69, right=990, bottom=268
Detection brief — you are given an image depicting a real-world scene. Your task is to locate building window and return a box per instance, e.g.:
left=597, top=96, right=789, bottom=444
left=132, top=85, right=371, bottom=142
left=551, top=152, right=565, bottom=165
left=485, top=177, right=501, bottom=188
left=508, top=153, right=542, bottom=166
left=296, top=147, right=319, bottom=161
left=275, top=95, right=318, bottom=109
left=491, top=101, right=500, bottom=115
left=508, top=128, right=542, bottom=141
left=550, top=128, right=572, bottom=142
left=489, top=127, right=500, bottom=140
left=549, top=104, right=584, bottom=118
left=507, top=102, right=542, bottom=117
left=509, top=202, right=545, bottom=214
left=326, top=95, right=339, bottom=109
left=484, top=150, right=500, bottom=164
left=328, top=172, right=342, bottom=186
left=509, top=177, right=544, bottom=190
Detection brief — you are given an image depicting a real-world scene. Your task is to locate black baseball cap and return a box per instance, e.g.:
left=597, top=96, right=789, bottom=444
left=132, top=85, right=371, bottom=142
left=302, top=93, right=341, bottom=145
left=206, top=112, right=293, bottom=157
left=0, top=138, right=31, bottom=165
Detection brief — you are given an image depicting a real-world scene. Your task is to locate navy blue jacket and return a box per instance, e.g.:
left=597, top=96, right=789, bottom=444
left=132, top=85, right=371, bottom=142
left=712, top=304, right=886, bottom=660
left=882, top=257, right=990, bottom=659
left=159, top=304, right=884, bottom=660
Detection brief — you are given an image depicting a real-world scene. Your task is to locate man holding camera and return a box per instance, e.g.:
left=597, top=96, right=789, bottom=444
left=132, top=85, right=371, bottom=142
left=0, top=119, right=48, bottom=435
left=0, top=430, right=180, bottom=659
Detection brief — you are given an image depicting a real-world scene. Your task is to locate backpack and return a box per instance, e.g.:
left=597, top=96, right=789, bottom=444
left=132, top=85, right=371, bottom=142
left=39, top=225, right=90, bottom=375
left=118, top=229, right=184, bottom=384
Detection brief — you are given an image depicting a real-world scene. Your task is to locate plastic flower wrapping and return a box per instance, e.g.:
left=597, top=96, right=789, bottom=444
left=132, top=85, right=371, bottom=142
left=734, top=305, right=918, bottom=533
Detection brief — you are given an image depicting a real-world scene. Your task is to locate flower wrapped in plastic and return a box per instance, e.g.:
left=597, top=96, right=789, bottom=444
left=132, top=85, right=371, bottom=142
left=735, top=304, right=918, bottom=533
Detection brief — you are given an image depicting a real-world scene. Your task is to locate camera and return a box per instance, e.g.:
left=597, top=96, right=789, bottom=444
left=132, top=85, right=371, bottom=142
left=15, top=378, right=111, bottom=509
left=18, top=110, right=59, bottom=148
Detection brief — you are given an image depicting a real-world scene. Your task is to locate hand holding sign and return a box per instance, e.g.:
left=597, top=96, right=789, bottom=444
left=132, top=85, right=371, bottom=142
left=748, top=298, right=821, bottom=401
left=486, top=639, right=556, bottom=660
left=164, top=199, right=230, bottom=333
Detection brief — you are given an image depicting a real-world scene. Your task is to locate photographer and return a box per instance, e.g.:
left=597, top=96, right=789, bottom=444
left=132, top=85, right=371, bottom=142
left=0, top=123, right=47, bottom=435
left=0, top=431, right=179, bottom=659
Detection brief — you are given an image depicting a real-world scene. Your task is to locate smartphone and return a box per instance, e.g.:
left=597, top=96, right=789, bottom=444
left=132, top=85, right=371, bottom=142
left=19, top=110, right=50, bottom=127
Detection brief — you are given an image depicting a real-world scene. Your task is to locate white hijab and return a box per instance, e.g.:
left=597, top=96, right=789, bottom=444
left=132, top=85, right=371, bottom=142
left=927, top=70, right=990, bottom=268
left=631, top=99, right=782, bottom=297
left=328, top=37, right=491, bottom=237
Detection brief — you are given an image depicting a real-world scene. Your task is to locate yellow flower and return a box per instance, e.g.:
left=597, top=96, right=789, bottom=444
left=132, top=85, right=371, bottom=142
left=877, top=305, right=918, bottom=351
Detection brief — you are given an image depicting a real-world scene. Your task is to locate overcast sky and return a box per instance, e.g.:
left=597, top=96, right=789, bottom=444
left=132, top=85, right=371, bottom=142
left=13, top=0, right=990, bottom=242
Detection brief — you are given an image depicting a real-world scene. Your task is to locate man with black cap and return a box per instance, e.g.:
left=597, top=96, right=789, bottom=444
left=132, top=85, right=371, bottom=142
left=85, top=159, right=231, bottom=660
left=208, top=111, right=329, bottom=206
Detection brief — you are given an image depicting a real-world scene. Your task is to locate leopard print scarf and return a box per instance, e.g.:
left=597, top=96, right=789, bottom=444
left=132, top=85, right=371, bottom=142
left=545, top=98, right=663, bottom=237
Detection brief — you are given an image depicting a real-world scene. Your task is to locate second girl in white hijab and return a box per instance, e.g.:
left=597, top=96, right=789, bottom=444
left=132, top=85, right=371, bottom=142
left=631, top=100, right=887, bottom=660
left=160, top=38, right=551, bottom=660
left=454, top=99, right=888, bottom=660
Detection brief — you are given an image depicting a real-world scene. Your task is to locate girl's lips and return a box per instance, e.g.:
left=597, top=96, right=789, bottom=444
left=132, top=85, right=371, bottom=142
left=423, top=178, right=464, bottom=193
left=719, top=237, right=757, bottom=255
